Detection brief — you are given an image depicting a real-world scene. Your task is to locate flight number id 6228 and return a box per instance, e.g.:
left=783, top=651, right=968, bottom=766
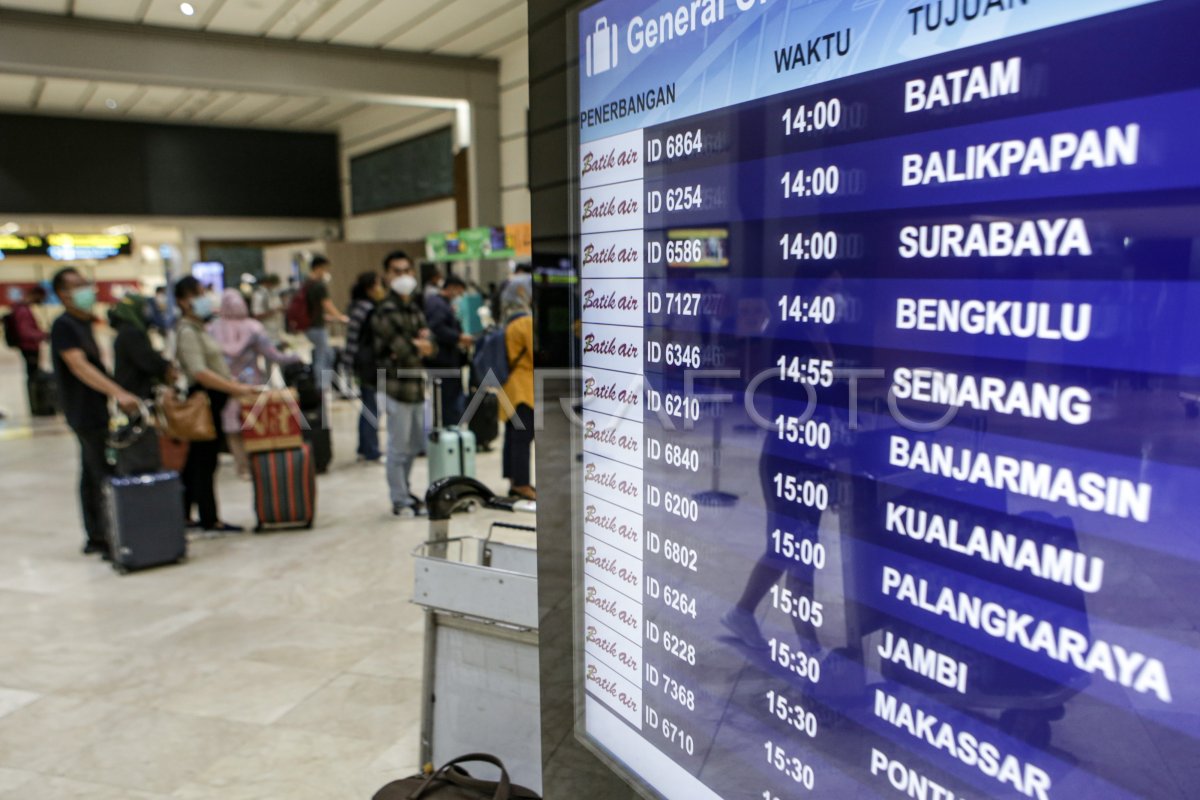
left=662, top=629, right=697, bottom=665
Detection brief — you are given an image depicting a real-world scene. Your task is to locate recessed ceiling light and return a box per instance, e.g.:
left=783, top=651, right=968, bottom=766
left=104, top=98, right=118, bottom=110
left=180, top=2, right=195, bottom=16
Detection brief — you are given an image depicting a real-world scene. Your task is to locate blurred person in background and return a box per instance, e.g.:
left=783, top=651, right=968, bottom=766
left=303, top=257, right=348, bottom=390
left=110, top=293, right=172, bottom=401
left=252, top=273, right=285, bottom=344
left=9, top=285, right=47, bottom=380
left=424, top=274, right=473, bottom=426
left=174, top=277, right=258, bottom=531
left=49, top=268, right=140, bottom=558
left=209, top=289, right=301, bottom=479
left=500, top=273, right=535, bottom=501
left=373, top=251, right=434, bottom=518
left=343, top=271, right=386, bottom=463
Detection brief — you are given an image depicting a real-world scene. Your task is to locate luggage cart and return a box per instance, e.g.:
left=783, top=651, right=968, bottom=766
left=413, top=478, right=542, bottom=793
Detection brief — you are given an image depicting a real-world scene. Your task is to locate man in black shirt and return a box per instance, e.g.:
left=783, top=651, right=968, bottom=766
left=49, top=268, right=139, bottom=558
left=303, top=256, right=348, bottom=391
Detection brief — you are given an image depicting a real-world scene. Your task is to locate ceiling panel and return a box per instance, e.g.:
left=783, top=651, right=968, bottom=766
left=431, top=1, right=525, bottom=57
left=253, top=94, right=325, bottom=125
left=37, top=77, right=94, bottom=111
left=289, top=97, right=358, bottom=128
left=205, top=0, right=292, bottom=34
left=264, top=0, right=329, bottom=37
left=141, top=0, right=208, bottom=29
left=188, top=90, right=246, bottom=120
left=73, top=0, right=145, bottom=22
left=0, top=0, right=68, bottom=11
left=83, top=81, right=144, bottom=114
left=125, top=85, right=192, bottom=117
left=0, top=74, right=38, bottom=107
left=293, top=0, right=374, bottom=42
left=209, top=91, right=282, bottom=122
left=326, top=0, right=441, bottom=47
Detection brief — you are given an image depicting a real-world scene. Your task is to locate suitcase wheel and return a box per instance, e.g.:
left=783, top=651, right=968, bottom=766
left=113, top=563, right=130, bottom=575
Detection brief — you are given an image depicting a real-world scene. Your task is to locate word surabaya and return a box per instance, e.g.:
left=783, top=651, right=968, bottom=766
left=888, top=435, right=1152, bottom=523
left=881, top=567, right=1172, bottom=703
left=903, top=124, right=1139, bottom=185
left=898, top=218, right=1091, bottom=259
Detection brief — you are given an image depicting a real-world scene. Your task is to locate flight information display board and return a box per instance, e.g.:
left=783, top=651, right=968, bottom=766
left=574, top=1, right=1200, bottom=798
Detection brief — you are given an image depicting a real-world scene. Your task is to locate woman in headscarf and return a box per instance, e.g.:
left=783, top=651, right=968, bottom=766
left=500, top=273, right=535, bottom=500
left=110, top=293, right=172, bottom=400
left=208, top=288, right=301, bottom=478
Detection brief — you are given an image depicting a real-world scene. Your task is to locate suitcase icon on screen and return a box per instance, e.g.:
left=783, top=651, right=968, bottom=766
left=586, top=17, right=618, bottom=77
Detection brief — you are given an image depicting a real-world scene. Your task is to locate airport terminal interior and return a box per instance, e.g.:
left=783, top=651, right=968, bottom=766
left=2, top=1, right=1198, bottom=799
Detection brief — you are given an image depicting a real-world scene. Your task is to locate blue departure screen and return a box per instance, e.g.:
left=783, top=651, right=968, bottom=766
left=574, top=1, right=1200, bottom=798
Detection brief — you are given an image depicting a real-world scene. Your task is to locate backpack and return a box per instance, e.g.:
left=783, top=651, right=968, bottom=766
left=471, top=312, right=528, bottom=387
left=286, top=285, right=311, bottom=332
left=353, top=307, right=378, bottom=381
left=2, top=311, right=18, bottom=349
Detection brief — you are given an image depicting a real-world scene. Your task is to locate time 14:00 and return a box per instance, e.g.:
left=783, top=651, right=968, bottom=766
left=782, top=98, right=842, bottom=136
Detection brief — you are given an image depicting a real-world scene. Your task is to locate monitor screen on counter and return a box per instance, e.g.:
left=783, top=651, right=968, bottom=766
left=574, top=1, right=1199, bottom=798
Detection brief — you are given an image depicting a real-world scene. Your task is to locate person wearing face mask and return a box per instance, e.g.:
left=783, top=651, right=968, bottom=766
left=174, top=276, right=259, bottom=532
left=342, top=271, right=387, bottom=463
left=303, top=256, right=349, bottom=391
left=373, top=251, right=435, bottom=518
left=111, top=292, right=173, bottom=401
left=48, top=268, right=141, bottom=558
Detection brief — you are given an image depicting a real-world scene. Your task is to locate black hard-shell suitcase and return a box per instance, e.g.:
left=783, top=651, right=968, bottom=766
left=301, top=408, right=332, bottom=473
left=283, top=363, right=322, bottom=411
left=28, top=370, right=57, bottom=417
left=104, top=472, right=187, bottom=573
left=464, top=391, right=499, bottom=451
left=251, top=445, right=316, bottom=531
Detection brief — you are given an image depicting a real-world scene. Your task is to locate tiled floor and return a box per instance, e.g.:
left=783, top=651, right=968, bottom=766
left=0, top=349, right=521, bottom=798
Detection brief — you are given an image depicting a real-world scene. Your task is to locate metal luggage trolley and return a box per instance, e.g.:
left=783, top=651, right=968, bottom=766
left=413, top=477, right=542, bottom=793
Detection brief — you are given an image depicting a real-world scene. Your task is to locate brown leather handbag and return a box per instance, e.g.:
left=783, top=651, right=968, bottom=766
left=155, top=386, right=216, bottom=442
left=371, top=754, right=540, bottom=800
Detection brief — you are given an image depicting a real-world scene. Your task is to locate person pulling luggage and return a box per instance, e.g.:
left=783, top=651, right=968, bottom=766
left=48, top=268, right=141, bottom=559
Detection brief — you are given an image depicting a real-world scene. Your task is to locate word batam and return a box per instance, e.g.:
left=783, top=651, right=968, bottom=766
left=906, top=57, right=1021, bottom=112
left=881, top=567, right=1172, bottom=702
left=888, top=435, right=1152, bottom=522
left=899, top=218, right=1091, bottom=259
left=885, top=501, right=1105, bottom=593
left=903, top=124, right=1139, bottom=185
left=874, top=688, right=1051, bottom=800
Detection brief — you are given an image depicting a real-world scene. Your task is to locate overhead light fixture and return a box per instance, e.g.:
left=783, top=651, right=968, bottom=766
left=0, top=222, right=19, bottom=235
left=104, top=98, right=118, bottom=110
left=180, top=2, right=195, bottom=16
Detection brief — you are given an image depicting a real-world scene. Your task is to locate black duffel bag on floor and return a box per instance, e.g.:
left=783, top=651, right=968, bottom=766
left=372, top=754, right=540, bottom=800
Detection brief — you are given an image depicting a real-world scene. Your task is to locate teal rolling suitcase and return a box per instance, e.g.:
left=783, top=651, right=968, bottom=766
left=427, top=380, right=476, bottom=483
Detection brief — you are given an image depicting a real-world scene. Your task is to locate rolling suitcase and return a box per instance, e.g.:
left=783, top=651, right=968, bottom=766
left=104, top=472, right=187, bottom=573
left=427, top=380, right=476, bottom=483
left=251, top=445, right=316, bottom=531
left=301, top=408, right=332, bottom=474
left=464, top=391, right=499, bottom=452
left=28, top=370, right=57, bottom=417
left=283, top=363, right=322, bottom=411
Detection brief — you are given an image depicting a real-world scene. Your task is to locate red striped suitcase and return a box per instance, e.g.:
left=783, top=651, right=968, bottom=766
left=251, top=445, right=316, bottom=532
